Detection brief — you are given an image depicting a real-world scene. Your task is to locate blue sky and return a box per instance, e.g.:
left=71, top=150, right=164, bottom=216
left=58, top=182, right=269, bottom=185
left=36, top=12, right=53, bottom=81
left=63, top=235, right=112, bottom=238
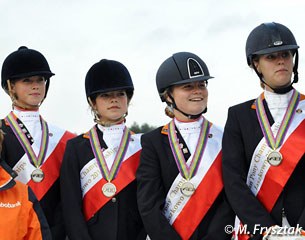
left=1, top=0, right=305, bottom=133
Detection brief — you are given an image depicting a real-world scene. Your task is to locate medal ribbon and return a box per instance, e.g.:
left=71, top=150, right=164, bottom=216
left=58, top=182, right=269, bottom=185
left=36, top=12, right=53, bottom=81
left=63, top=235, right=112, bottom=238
left=5, top=111, right=49, bottom=168
left=255, top=89, right=300, bottom=151
left=168, top=117, right=210, bottom=180
left=89, top=126, right=131, bottom=181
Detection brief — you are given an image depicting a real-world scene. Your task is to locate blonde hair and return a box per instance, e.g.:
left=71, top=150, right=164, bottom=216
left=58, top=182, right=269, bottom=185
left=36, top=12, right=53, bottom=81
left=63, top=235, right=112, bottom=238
left=160, top=89, right=175, bottom=119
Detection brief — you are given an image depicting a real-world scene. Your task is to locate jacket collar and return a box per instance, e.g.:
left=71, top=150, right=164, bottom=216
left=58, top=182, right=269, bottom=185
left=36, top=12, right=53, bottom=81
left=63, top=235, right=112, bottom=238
left=0, top=161, right=16, bottom=191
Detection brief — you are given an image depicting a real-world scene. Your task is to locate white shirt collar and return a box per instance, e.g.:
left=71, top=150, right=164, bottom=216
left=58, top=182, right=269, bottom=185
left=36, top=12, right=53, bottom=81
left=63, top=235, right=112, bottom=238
left=174, top=117, right=203, bottom=134
left=97, top=123, right=125, bottom=134
left=13, top=108, right=40, bottom=123
left=264, top=89, right=293, bottom=109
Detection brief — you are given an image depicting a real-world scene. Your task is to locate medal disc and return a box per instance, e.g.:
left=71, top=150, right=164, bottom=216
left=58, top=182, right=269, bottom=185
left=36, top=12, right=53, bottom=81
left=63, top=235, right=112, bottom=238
left=31, top=168, right=44, bottom=183
left=267, top=151, right=283, bottom=166
left=102, top=182, right=117, bottom=197
left=180, top=181, right=196, bottom=197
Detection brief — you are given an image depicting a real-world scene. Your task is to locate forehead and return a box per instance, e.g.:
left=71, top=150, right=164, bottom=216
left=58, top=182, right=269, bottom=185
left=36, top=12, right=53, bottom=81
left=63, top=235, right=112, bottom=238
left=99, top=89, right=126, bottom=94
left=260, top=50, right=292, bottom=56
left=174, top=80, right=207, bottom=87
left=14, top=75, right=45, bottom=82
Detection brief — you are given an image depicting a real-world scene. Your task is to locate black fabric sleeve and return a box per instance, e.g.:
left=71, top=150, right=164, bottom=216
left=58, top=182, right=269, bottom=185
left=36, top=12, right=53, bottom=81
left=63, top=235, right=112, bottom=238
left=28, top=187, right=52, bottom=240
left=136, top=133, right=181, bottom=240
left=222, top=107, right=275, bottom=239
left=60, top=140, right=92, bottom=240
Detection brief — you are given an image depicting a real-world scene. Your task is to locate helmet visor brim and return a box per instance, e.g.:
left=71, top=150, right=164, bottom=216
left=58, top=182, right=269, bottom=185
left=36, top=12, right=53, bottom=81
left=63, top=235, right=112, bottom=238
left=253, top=45, right=299, bottom=55
left=168, top=75, right=214, bottom=87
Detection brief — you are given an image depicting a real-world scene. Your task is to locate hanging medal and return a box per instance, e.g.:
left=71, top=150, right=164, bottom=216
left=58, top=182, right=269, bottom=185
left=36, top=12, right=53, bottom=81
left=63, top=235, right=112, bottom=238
left=89, top=126, right=131, bottom=198
left=168, top=117, right=210, bottom=197
left=5, top=112, right=49, bottom=183
left=255, top=89, right=300, bottom=166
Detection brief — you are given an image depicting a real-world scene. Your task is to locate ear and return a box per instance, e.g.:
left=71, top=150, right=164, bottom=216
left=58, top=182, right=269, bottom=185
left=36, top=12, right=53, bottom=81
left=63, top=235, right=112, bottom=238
left=87, top=97, right=97, bottom=109
left=253, top=61, right=261, bottom=73
left=7, top=80, right=16, bottom=93
left=165, top=94, right=173, bottom=104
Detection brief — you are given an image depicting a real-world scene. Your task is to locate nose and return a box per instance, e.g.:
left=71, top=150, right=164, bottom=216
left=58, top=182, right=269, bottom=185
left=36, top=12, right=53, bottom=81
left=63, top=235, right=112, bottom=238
left=277, top=57, right=285, bottom=65
left=110, top=95, right=118, bottom=102
left=32, top=81, right=40, bottom=89
left=193, top=84, right=206, bottom=94
left=192, top=87, right=201, bottom=94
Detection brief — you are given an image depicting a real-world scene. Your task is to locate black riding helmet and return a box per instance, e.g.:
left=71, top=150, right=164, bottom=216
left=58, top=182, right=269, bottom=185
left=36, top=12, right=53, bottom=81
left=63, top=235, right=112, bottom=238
left=156, top=52, right=213, bottom=119
left=1, top=46, right=55, bottom=98
left=246, top=22, right=299, bottom=94
left=85, top=59, right=134, bottom=102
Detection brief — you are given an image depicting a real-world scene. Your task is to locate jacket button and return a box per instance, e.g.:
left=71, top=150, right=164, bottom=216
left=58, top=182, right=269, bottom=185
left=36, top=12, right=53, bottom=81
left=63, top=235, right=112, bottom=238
left=111, top=197, right=117, bottom=203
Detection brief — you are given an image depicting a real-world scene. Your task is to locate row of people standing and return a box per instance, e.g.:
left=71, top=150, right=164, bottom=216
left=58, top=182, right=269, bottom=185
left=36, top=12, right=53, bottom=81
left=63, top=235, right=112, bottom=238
left=0, top=21, right=304, bottom=240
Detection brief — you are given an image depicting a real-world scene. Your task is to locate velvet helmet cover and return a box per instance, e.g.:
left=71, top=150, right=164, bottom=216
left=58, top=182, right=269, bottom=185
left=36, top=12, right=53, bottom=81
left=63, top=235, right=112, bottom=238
left=1, top=46, right=54, bottom=97
left=85, top=59, right=134, bottom=102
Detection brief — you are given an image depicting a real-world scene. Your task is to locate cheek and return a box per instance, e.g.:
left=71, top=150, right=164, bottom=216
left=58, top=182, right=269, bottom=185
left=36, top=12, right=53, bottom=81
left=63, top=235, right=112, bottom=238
left=11, top=84, right=19, bottom=93
left=95, top=99, right=106, bottom=111
left=121, top=99, right=129, bottom=109
left=172, top=90, right=186, bottom=100
left=203, top=89, right=208, bottom=97
left=13, top=86, right=25, bottom=96
left=287, top=60, right=294, bottom=71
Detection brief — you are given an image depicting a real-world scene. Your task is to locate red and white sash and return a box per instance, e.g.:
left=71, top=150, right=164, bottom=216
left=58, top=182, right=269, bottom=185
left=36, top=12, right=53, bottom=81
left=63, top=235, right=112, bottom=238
left=162, top=124, right=223, bottom=240
left=81, top=134, right=141, bottom=221
left=12, top=124, right=75, bottom=200
left=234, top=99, right=305, bottom=240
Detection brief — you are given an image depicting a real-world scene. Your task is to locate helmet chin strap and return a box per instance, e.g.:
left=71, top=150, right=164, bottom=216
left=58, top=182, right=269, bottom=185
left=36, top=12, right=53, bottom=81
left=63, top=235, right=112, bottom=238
left=262, top=79, right=293, bottom=94
left=167, top=94, right=206, bottom=120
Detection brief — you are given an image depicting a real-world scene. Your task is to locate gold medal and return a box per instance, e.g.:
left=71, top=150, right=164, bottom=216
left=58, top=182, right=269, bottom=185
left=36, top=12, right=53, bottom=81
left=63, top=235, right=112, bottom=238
left=102, top=182, right=117, bottom=197
left=180, top=181, right=196, bottom=197
left=267, top=151, right=283, bottom=166
left=31, top=168, right=45, bottom=183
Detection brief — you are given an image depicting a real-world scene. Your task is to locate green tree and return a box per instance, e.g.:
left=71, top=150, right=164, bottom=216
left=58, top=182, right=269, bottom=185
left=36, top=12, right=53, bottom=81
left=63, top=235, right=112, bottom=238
left=129, top=122, right=156, bottom=133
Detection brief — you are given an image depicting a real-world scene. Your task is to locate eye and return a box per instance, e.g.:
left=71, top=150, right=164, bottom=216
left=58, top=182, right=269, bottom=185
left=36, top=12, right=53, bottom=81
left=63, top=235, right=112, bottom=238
left=199, top=81, right=208, bottom=88
left=38, top=76, right=46, bottom=82
left=22, top=78, right=32, bottom=83
left=99, top=93, right=109, bottom=98
left=117, top=91, right=126, bottom=97
left=181, top=84, right=192, bottom=89
left=266, top=54, right=276, bottom=60
left=281, top=51, right=291, bottom=59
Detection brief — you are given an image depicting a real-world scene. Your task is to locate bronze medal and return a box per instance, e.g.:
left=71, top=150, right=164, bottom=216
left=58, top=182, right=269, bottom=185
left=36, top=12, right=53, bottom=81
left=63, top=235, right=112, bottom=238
left=31, top=168, right=45, bottom=183
left=267, top=151, right=283, bottom=166
left=102, top=182, right=117, bottom=197
left=180, top=181, right=196, bottom=197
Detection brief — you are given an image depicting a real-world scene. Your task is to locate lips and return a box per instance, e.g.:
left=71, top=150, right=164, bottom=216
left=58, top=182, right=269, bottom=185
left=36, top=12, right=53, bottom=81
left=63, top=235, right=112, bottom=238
left=30, top=93, right=41, bottom=96
left=276, top=68, right=288, bottom=73
left=108, top=106, right=120, bottom=109
left=189, top=97, right=204, bottom=102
